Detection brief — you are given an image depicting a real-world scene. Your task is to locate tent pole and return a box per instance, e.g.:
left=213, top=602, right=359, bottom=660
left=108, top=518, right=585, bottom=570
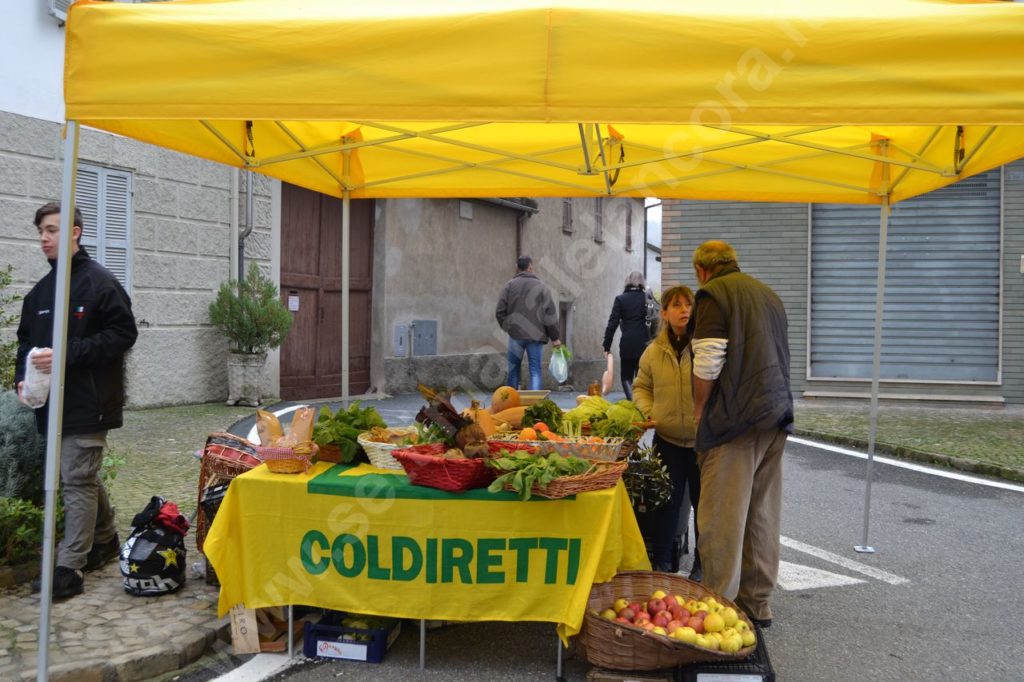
left=341, top=144, right=351, bottom=408
left=37, top=120, right=80, bottom=681
left=855, top=196, right=889, bottom=554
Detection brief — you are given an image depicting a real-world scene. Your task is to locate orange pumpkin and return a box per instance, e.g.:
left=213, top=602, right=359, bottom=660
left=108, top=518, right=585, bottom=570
left=491, top=386, right=521, bottom=413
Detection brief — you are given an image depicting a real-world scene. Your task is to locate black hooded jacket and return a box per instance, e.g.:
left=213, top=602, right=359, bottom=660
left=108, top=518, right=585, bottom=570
left=603, top=286, right=650, bottom=359
left=15, top=248, right=138, bottom=435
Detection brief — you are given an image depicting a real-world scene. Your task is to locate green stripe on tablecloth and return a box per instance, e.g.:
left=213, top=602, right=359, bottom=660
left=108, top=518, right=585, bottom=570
left=308, top=463, right=569, bottom=501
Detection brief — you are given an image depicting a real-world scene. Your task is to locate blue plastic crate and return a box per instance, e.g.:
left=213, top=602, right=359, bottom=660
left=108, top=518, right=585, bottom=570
left=302, top=613, right=401, bottom=663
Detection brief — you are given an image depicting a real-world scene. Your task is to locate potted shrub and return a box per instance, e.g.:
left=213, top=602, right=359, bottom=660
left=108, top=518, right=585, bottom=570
left=208, top=263, right=292, bottom=406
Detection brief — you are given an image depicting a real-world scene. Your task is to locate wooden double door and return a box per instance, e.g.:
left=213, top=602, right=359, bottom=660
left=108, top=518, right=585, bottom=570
left=279, top=183, right=373, bottom=399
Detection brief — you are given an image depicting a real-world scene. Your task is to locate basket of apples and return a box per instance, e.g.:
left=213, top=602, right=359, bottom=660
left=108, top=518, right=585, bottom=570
left=577, top=570, right=757, bottom=670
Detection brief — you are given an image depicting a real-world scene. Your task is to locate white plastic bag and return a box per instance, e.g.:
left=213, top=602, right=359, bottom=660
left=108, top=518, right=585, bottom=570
left=21, top=348, right=51, bottom=409
left=549, top=346, right=570, bottom=383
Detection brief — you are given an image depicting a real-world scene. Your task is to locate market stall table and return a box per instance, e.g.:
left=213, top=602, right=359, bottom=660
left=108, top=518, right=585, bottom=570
left=203, top=460, right=650, bottom=666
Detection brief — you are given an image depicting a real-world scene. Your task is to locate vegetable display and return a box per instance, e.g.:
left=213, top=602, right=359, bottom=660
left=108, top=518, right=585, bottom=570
left=312, top=402, right=387, bottom=463
left=563, top=396, right=646, bottom=439
left=522, top=399, right=564, bottom=434
left=486, top=450, right=592, bottom=500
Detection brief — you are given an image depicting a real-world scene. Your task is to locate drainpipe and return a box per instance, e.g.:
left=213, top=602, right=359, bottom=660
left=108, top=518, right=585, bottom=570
left=229, top=170, right=239, bottom=281
left=239, top=170, right=255, bottom=280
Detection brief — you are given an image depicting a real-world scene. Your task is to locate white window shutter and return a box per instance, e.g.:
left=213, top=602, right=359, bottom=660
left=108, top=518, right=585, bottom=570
left=75, top=166, right=100, bottom=248
left=74, top=163, right=133, bottom=291
left=102, top=170, right=132, bottom=290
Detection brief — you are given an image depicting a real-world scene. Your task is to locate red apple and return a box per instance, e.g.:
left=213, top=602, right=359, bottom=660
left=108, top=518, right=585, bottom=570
left=666, top=620, right=685, bottom=634
left=693, top=610, right=709, bottom=620
left=641, top=622, right=657, bottom=631
left=689, top=618, right=705, bottom=634
left=634, top=617, right=651, bottom=628
left=652, top=613, right=670, bottom=628
left=647, top=598, right=667, bottom=614
left=635, top=611, right=651, bottom=622
left=615, top=617, right=632, bottom=624
left=628, top=602, right=643, bottom=614
left=618, top=607, right=636, bottom=621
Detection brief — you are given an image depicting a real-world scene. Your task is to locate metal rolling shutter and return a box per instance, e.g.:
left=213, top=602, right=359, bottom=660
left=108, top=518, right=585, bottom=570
left=811, top=169, right=1000, bottom=382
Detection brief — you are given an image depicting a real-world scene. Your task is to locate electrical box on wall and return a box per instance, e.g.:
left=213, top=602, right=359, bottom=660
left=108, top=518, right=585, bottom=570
left=411, top=320, right=438, bottom=356
left=393, top=324, right=409, bottom=357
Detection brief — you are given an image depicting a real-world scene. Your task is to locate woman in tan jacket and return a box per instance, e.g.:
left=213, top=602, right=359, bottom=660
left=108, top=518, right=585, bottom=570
left=632, top=285, right=701, bottom=579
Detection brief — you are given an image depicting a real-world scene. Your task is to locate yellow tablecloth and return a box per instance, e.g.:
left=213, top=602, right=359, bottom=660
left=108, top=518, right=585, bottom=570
left=204, top=461, right=650, bottom=640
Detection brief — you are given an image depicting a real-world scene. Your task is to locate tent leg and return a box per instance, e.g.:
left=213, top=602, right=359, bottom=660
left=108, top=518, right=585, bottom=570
left=37, top=120, right=80, bottom=681
left=856, top=197, right=889, bottom=555
left=341, top=189, right=350, bottom=409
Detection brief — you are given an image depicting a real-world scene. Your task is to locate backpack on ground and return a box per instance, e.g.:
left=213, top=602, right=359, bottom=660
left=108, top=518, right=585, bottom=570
left=120, top=495, right=188, bottom=596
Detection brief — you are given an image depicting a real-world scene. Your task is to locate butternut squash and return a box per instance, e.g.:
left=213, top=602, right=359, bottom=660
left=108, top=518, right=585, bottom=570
left=490, top=386, right=521, bottom=413
left=464, top=400, right=497, bottom=437
left=491, top=405, right=529, bottom=429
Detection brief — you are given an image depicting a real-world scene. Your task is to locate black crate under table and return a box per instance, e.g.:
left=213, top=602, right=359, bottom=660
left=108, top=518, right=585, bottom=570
left=677, top=624, right=774, bottom=682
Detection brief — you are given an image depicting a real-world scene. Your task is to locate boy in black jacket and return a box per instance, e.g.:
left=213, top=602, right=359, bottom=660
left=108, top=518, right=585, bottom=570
left=16, top=202, right=138, bottom=599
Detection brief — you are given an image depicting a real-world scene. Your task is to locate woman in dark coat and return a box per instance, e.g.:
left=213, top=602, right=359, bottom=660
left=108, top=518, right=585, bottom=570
left=602, top=271, right=653, bottom=400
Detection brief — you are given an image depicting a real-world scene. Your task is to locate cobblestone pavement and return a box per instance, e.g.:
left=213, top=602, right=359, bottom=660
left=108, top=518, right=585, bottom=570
left=0, top=539, right=224, bottom=682
left=1, top=403, right=252, bottom=682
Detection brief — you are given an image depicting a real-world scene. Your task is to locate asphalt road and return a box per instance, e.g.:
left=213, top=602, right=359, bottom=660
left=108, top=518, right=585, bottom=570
left=190, top=395, right=1024, bottom=681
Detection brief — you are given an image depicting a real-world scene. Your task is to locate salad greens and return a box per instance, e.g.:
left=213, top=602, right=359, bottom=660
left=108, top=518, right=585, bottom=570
left=522, top=398, right=564, bottom=432
left=563, top=396, right=645, bottom=439
left=312, top=401, right=387, bottom=463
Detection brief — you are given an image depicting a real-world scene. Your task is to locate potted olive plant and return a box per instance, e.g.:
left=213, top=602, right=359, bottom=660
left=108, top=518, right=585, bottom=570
left=208, top=263, right=292, bottom=406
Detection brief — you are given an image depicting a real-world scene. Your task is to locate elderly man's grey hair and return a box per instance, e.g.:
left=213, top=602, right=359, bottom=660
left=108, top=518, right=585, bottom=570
left=692, top=240, right=739, bottom=270
left=624, top=270, right=646, bottom=289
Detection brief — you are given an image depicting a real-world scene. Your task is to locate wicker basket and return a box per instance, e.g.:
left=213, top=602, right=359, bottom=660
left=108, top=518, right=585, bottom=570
left=504, top=459, right=628, bottom=499
left=391, top=443, right=496, bottom=492
left=196, top=432, right=261, bottom=552
left=577, top=571, right=756, bottom=671
left=317, top=444, right=342, bottom=463
left=357, top=427, right=419, bottom=470
left=489, top=434, right=626, bottom=462
left=256, top=443, right=313, bottom=474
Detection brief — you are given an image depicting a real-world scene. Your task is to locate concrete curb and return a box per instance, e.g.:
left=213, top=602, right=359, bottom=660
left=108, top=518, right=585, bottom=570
left=794, top=428, right=1024, bottom=484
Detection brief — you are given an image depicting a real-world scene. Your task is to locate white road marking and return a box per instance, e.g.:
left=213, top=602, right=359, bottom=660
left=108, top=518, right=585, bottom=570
left=776, top=560, right=865, bottom=590
left=780, top=536, right=910, bottom=585
left=213, top=652, right=301, bottom=681
left=788, top=436, right=1024, bottom=493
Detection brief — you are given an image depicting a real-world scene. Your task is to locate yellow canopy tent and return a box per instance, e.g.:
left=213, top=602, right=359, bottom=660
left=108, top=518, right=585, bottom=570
left=34, top=0, right=1024, bottom=675
left=64, top=0, right=1024, bottom=203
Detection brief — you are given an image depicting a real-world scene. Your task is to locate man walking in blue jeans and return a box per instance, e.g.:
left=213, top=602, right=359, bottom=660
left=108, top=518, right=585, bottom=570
left=495, top=256, right=562, bottom=390
left=16, top=202, right=138, bottom=600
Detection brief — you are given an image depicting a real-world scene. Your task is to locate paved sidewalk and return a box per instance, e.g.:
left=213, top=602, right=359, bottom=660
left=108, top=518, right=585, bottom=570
left=0, top=538, right=224, bottom=682
left=2, top=391, right=1018, bottom=681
